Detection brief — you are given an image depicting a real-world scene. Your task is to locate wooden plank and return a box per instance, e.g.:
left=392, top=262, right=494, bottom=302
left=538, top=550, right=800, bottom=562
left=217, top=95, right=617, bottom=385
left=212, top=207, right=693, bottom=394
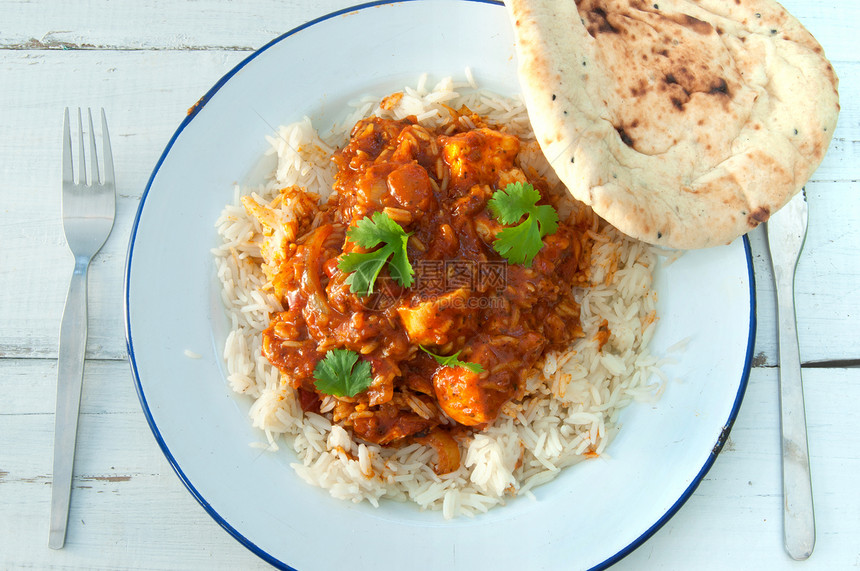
left=0, top=0, right=355, bottom=51
left=0, top=430, right=269, bottom=570
left=0, top=49, right=858, bottom=364
left=0, top=358, right=138, bottom=416
left=0, top=50, right=247, bottom=360
left=0, top=358, right=268, bottom=569
left=616, top=366, right=860, bottom=570
left=0, top=0, right=855, bottom=63
left=750, top=178, right=860, bottom=368
left=2, top=359, right=857, bottom=569
left=2, top=1, right=857, bottom=569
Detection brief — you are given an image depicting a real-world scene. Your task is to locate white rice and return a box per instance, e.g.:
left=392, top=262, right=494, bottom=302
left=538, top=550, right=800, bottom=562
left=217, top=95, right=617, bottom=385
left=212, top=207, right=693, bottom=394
left=211, top=74, right=664, bottom=518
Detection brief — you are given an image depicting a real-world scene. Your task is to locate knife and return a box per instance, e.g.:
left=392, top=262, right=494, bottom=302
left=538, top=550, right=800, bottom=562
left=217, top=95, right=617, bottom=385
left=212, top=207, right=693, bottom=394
left=765, top=189, right=815, bottom=560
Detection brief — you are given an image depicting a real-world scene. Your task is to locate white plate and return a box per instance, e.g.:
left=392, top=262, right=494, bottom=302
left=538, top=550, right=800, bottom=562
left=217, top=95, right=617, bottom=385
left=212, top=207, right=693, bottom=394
left=125, top=1, right=756, bottom=569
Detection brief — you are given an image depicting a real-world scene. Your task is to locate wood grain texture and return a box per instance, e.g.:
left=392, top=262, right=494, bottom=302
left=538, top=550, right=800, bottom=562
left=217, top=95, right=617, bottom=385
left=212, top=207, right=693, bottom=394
left=0, top=0, right=356, bottom=51
left=1, top=50, right=857, bottom=363
left=0, top=50, right=247, bottom=360
left=2, top=360, right=858, bottom=569
left=1, top=0, right=858, bottom=569
left=0, top=0, right=854, bottom=61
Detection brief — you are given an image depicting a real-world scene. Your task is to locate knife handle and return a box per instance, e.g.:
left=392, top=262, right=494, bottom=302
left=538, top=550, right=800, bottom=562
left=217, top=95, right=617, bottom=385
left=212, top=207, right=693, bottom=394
left=774, top=269, right=815, bottom=560
left=49, top=258, right=89, bottom=549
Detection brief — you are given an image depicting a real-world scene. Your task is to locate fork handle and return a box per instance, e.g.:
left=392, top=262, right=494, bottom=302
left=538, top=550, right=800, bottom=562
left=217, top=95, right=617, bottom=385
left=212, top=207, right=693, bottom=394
left=49, top=258, right=90, bottom=549
left=774, top=271, right=816, bottom=560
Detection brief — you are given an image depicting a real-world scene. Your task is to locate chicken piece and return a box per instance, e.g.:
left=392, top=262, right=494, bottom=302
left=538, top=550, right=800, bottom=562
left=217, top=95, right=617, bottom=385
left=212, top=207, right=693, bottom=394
left=433, top=332, right=544, bottom=426
left=396, top=288, right=476, bottom=347
left=353, top=164, right=394, bottom=214
left=433, top=366, right=516, bottom=427
left=387, top=162, right=435, bottom=212
left=441, top=128, right=520, bottom=192
left=473, top=213, right=504, bottom=246
left=241, top=187, right=320, bottom=284
left=496, top=166, right=529, bottom=189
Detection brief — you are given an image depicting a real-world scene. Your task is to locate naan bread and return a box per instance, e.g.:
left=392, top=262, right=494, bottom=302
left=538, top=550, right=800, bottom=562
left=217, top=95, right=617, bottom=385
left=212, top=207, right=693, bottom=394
left=505, top=0, right=839, bottom=248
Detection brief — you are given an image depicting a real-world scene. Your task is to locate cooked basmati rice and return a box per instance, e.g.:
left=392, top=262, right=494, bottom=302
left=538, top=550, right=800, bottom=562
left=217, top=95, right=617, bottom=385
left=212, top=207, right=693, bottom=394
left=211, top=74, right=664, bottom=518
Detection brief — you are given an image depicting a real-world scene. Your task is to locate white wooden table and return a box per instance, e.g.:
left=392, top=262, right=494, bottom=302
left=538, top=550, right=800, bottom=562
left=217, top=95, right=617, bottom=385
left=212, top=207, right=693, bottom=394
left=1, top=1, right=858, bottom=569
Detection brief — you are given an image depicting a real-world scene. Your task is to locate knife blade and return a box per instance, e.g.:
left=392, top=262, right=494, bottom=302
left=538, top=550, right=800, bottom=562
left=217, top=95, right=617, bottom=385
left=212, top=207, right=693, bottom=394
left=765, top=189, right=815, bottom=560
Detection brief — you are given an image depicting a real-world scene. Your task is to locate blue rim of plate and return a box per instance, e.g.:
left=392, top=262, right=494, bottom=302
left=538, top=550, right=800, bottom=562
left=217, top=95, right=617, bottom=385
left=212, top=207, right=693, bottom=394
left=123, top=1, right=757, bottom=569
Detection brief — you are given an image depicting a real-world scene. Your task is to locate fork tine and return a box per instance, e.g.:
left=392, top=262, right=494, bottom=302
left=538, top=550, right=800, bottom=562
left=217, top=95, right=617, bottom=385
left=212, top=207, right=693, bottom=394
left=76, top=109, right=86, bottom=185
left=87, top=108, right=100, bottom=185
left=100, top=109, right=115, bottom=186
left=62, top=108, right=73, bottom=184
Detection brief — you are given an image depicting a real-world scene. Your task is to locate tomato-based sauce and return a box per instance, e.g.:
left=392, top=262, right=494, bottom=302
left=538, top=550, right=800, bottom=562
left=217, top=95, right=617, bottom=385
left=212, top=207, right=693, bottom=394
left=248, top=109, right=595, bottom=470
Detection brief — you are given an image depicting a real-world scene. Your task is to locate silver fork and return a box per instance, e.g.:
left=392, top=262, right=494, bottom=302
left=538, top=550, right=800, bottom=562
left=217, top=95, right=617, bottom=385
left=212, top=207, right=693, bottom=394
left=49, top=108, right=116, bottom=549
left=766, top=189, right=815, bottom=560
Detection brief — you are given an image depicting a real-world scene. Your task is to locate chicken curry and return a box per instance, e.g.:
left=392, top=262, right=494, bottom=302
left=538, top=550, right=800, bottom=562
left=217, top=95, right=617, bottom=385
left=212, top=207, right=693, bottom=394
left=243, top=106, right=596, bottom=472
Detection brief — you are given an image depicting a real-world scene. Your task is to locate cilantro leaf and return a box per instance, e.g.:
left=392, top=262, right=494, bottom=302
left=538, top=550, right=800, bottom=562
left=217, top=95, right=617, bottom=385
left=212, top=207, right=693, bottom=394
left=338, top=212, right=414, bottom=296
left=346, top=211, right=406, bottom=249
left=420, top=346, right=484, bottom=374
left=339, top=244, right=396, bottom=297
left=312, top=349, right=373, bottom=397
left=487, top=181, right=543, bottom=225
left=487, top=182, right=559, bottom=267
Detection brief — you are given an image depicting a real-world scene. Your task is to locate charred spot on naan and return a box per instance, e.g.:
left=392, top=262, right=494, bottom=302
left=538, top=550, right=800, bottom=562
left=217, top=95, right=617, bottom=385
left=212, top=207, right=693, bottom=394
left=747, top=206, right=771, bottom=226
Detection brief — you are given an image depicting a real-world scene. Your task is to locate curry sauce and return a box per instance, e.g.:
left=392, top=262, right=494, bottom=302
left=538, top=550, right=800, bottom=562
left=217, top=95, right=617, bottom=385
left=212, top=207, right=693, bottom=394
left=248, top=109, right=595, bottom=471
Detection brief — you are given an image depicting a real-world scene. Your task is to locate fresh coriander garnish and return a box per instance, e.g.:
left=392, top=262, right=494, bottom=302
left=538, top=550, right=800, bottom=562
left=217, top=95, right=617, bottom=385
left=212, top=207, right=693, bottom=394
left=487, top=182, right=559, bottom=267
left=338, top=211, right=414, bottom=296
left=420, top=346, right=484, bottom=374
left=312, top=349, right=373, bottom=397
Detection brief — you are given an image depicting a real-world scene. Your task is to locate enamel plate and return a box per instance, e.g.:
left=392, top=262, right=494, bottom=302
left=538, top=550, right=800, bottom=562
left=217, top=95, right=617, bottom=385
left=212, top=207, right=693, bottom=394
left=125, top=1, right=755, bottom=569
